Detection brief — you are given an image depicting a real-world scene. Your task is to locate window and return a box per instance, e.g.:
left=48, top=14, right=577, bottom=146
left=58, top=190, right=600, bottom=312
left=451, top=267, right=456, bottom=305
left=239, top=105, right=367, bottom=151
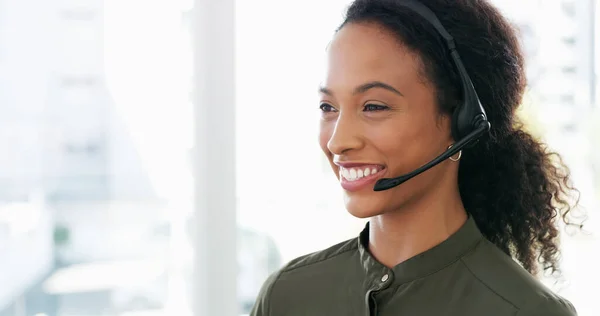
left=0, top=0, right=194, bottom=315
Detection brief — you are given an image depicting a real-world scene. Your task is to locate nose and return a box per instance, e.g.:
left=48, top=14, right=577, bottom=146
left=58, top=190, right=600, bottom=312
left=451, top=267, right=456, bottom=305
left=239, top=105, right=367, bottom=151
left=326, top=112, right=364, bottom=155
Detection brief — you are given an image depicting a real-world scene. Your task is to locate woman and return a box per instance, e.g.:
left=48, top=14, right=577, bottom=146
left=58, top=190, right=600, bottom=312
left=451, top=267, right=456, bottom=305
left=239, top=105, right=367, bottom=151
left=251, top=0, right=582, bottom=315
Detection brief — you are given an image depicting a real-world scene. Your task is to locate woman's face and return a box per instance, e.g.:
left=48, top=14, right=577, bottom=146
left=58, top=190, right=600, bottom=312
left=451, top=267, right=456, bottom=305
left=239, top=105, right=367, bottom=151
left=319, top=22, right=456, bottom=218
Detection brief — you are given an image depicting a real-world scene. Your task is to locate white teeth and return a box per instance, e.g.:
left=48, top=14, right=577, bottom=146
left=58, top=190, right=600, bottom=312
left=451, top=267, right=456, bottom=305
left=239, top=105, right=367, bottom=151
left=340, top=166, right=382, bottom=182
left=349, top=169, right=357, bottom=180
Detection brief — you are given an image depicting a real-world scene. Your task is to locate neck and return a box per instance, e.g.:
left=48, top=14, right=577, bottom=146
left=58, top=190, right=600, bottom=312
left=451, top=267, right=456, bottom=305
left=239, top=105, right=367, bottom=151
left=368, top=185, right=468, bottom=269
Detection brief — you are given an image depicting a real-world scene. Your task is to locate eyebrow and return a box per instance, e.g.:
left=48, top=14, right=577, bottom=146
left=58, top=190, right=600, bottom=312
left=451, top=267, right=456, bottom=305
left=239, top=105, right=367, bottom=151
left=319, top=81, right=404, bottom=97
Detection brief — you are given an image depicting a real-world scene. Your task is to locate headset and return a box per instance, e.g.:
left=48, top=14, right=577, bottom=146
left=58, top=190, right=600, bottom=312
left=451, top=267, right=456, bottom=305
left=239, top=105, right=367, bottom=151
left=373, top=0, right=492, bottom=191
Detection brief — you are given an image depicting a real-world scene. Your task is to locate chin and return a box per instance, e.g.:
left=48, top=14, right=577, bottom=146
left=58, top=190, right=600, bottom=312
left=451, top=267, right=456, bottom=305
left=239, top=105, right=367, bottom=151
left=343, top=193, right=390, bottom=219
left=342, top=186, right=421, bottom=219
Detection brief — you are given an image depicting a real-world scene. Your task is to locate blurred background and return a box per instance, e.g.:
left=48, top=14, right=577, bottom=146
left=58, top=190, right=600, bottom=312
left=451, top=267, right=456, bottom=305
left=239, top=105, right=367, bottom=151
left=0, top=0, right=598, bottom=315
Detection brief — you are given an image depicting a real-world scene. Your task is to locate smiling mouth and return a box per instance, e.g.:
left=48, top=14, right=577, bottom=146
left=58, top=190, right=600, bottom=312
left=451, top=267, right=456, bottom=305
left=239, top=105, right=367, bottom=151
left=338, top=165, right=386, bottom=182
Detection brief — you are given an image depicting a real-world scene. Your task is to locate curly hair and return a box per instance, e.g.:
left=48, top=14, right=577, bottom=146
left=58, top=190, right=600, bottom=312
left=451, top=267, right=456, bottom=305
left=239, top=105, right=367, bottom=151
left=340, top=0, right=584, bottom=277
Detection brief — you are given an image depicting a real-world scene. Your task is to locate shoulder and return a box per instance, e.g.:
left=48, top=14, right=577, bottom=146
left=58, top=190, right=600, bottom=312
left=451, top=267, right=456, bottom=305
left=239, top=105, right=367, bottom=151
left=515, top=296, right=577, bottom=316
left=461, top=239, right=577, bottom=315
left=249, top=237, right=358, bottom=316
left=249, top=269, right=280, bottom=316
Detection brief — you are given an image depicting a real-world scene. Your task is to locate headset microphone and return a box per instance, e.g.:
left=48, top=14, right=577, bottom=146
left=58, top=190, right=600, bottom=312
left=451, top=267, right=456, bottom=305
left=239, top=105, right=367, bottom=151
left=373, top=119, right=489, bottom=191
left=372, top=0, right=491, bottom=192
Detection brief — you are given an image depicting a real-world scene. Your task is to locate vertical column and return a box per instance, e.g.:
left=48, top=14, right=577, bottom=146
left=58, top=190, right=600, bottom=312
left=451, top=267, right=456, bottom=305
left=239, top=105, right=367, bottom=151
left=574, top=0, right=595, bottom=112
left=591, top=0, right=597, bottom=108
left=192, top=1, right=237, bottom=316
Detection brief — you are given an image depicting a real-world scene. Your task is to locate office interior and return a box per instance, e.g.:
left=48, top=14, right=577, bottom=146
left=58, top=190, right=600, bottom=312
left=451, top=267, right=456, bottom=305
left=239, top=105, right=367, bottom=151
left=0, top=0, right=598, bottom=315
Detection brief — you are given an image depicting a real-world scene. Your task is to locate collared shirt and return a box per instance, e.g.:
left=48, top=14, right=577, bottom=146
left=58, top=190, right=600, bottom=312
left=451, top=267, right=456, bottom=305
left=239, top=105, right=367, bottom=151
left=250, top=216, right=577, bottom=316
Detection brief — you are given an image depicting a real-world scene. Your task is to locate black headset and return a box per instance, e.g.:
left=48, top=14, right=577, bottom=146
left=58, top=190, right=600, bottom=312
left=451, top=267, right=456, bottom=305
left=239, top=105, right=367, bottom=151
left=373, top=0, right=491, bottom=191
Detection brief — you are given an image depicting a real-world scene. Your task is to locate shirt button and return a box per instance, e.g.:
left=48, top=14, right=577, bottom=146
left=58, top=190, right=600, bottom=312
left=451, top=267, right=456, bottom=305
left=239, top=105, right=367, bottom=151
left=381, top=274, right=389, bottom=282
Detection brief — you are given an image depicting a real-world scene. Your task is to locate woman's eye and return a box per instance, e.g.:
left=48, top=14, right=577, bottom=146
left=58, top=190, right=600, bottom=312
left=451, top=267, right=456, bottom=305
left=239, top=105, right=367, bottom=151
left=319, top=103, right=336, bottom=112
left=363, top=104, right=389, bottom=112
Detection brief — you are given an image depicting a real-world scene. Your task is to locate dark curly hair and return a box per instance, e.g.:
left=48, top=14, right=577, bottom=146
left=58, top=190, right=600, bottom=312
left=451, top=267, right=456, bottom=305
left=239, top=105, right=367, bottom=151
left=340, top=0, right=584, bottom=277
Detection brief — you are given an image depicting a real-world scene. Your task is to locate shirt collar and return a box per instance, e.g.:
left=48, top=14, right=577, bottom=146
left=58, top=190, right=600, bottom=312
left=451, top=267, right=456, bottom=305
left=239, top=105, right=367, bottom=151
left=357, top=215, right=484, bottom=287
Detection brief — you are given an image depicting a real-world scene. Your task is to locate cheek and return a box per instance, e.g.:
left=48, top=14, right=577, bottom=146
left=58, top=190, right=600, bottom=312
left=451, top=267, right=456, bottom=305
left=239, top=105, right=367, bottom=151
left=368, top=119, right=415, bottom=150
left=369, top=117, right=431, bottom=169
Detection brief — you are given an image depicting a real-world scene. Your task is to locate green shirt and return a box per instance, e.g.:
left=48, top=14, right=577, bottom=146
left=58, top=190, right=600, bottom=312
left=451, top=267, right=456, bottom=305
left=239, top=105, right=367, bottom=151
left=250, top=216, right=576, bottom=316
